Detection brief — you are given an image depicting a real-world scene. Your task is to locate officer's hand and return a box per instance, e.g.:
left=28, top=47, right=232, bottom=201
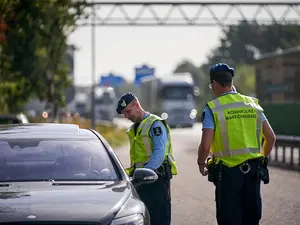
left=198, top=164, right=208, bottom=176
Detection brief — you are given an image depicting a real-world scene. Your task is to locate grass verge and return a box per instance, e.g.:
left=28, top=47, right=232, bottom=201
left=29, top=117, right=128, bottom=148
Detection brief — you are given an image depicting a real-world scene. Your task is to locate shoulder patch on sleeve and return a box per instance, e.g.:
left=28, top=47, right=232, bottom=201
left=153, top=127, right=162, bottom=136
left=201, top=111, right=206, bottom=122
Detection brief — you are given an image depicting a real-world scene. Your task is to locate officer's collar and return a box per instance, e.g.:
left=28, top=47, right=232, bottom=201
left=143, top=112, right=150, bottom=119
left=134, top=112, right=150, bottom=125
left=221, top=91, right=237, bottom=96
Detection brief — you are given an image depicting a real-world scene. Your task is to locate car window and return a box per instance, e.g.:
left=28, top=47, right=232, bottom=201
left=0, top=139, right=119, bottom=182
left=160, top=85, right=194, bottom=100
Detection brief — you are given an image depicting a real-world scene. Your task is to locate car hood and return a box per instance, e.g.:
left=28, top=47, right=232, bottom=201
left=0, top=180, right=138, bottom=223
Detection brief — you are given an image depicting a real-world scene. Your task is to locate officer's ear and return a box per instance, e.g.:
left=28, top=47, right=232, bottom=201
left=125, top=99, right=137, bottom=111
left=132, top=98, right=140, bottom=108
left=213, top=80, right=222, bottom=88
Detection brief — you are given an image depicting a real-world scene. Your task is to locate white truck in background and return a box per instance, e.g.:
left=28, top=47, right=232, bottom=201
left=73, top=93, right=90, bottom=117
left=138, top=73, right=198, bottom=128
left=94, top=86, right=117, bottom=121
left=67, top=93, right=90, bottom=118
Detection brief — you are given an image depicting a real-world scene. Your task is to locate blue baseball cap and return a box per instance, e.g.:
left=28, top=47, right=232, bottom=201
left=116, top=92, right=136, bottom=114
left=209, top=63, right=235, bottom=77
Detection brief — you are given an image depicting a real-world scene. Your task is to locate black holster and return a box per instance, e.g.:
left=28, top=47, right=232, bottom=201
left=210, top=161, right=223, bottom=213
left=207, top=157, right=217, bottom=183
left=156, top=160, right=172, bottom=180
left=257, top=157, right=270, bottom=184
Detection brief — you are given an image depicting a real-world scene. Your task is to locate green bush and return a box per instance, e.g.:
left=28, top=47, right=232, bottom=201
left=261, top=103, right=300, bottom=136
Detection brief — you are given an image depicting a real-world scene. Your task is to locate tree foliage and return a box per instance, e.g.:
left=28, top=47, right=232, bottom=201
left=233, top=64, right=255, bottom=96
left=173, top=22, right=300, bottom=114
left=204, top=22, right=300, bottom=68
left=0, top=0, right=87, bottom=113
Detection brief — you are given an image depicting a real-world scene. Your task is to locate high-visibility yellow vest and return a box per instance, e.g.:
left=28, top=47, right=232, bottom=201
left=207, top=93, right=264, bottom=167
left=125, top=114, right=178, bottom=176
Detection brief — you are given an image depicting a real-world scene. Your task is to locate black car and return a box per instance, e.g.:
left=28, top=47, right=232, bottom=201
left=0, top=113, right=29, bottom=124
left=0, top=123, right=158, bottom=224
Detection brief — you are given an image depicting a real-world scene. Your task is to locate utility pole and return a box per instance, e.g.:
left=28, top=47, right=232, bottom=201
left=51, top=73, right=55, bottom=122
left=91, top=0, right=96, bottom=129
left=47, top=71, right=55, bottom=122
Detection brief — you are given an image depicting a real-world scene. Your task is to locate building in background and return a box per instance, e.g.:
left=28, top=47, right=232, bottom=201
left=255, top=46, right=300, bottom=103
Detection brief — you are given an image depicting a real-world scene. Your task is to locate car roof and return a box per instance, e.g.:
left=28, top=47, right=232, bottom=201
left=0, top=123, right=98, bottom=140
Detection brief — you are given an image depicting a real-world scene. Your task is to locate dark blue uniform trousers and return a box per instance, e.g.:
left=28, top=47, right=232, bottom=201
left=137, top=176, right=171, bottom=225
left=215, top=160, right=262, bottom=225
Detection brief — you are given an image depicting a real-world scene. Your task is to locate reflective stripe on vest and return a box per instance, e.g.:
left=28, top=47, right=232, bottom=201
left=140, top=115, right=173, bottom=158
left=210, top=98, right=262, bottom=157
left=140, top=115, right=159, bottom=159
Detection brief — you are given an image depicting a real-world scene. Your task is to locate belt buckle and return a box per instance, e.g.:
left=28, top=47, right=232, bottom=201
left=239, top=162, right=251, bottom=174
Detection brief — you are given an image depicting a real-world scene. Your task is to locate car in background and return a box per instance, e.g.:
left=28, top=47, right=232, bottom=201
left=0, top=123, right=157, bottom=224
left=0, top=113, right=29, bottom=124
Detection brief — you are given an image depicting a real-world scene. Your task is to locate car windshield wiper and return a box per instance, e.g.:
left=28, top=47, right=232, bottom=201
left=0, top=179, right=116, bottom=185
left=51, top=181, right=108, bottom=186
left=0, top=179, right=55, bottom=183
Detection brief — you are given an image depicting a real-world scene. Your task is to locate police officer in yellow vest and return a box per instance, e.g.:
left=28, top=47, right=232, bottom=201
left=116, top=92, right=178, bottom=225
left=197, top=63, right=276, bottom=225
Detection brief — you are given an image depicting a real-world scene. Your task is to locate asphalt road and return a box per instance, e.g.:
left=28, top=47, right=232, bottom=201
left=113, top=122, right=300, bottom=225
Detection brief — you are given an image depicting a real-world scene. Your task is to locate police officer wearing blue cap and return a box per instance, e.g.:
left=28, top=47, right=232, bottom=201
left=116, top=92, right=178, bottom=225
left=197, top=63, right=276, bottom=225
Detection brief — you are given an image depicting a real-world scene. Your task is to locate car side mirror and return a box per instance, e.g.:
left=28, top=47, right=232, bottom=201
left=131, top=168, right=158, bottom=187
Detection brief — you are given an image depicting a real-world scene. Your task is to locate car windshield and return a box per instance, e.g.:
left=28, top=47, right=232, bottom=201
left=95, top=92, right=115, bottom=104
left=0, top=138, right=119, bottom=182
left=160, top=85, right=194, bottom=100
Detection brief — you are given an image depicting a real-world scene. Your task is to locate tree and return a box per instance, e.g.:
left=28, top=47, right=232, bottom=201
left=173, top=22, right=300, bottom=110
left=204, top=22, right=300, bottom=68
left=174, top=60, right=202, bottom=85
left=233, top=64, right=255, bottom=96
left=0, top=0, right=87, bottom=113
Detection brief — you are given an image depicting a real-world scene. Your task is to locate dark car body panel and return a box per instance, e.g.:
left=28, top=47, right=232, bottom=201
left=0, top=124, right=149, bottom=224
left=0, top=181, right=144, bottom=223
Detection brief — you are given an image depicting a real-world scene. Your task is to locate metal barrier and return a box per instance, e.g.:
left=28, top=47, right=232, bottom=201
left=269, top=135, right=300, bottom=171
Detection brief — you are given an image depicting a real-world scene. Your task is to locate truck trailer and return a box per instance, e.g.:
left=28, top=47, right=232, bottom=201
left=138, top=73, right=197, bottom=128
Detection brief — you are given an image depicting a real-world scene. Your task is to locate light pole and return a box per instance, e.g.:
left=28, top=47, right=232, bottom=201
left=47, top=71, right=55, bottom=122
left=91, top=0, right=96, bottom=129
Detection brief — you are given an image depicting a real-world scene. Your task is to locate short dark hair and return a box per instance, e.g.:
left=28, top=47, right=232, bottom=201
left=210, top=72, right=233, bottom=87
